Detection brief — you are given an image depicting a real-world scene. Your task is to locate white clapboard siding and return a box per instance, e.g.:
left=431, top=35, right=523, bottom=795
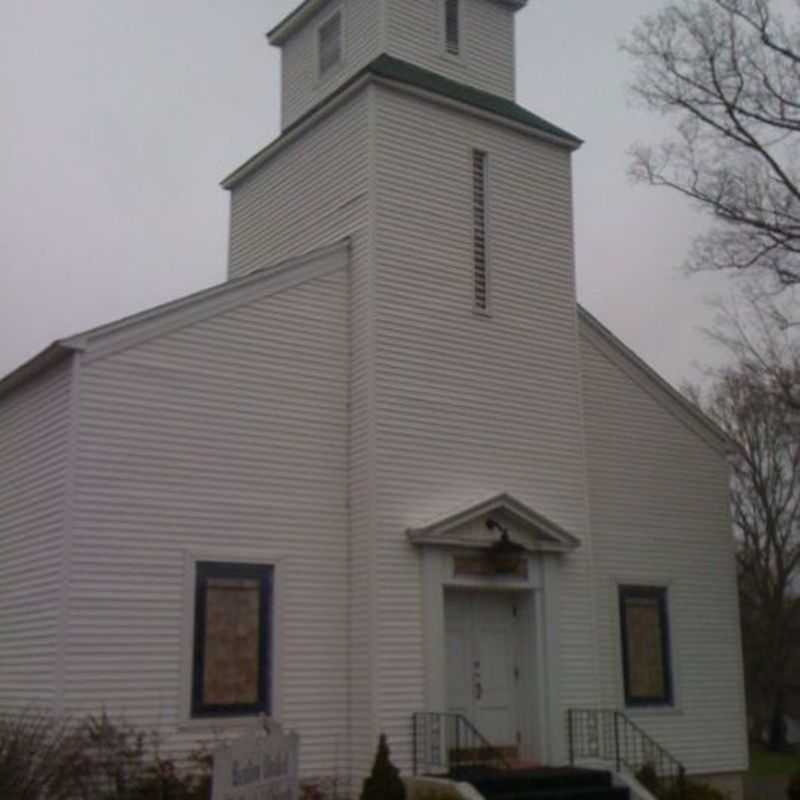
left=228, top=88, right=370, bottom=280
left=369, top=83, right=597, bottom=770
left=226, top=82, right=374, bottom=782
left=385, top=0, right=516, bottom=99
left=65, top=268, right=350, bottom=780
left=280, top=0, right=382, bottom=129
left=579, top=321, right=749, bottom=777
left=0, top=358, right=73, bottom=714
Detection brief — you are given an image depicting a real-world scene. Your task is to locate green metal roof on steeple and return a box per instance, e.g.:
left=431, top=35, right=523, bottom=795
left=369, top=55, right=582, bottom=148
left=222, top=54, right=581, bottom=189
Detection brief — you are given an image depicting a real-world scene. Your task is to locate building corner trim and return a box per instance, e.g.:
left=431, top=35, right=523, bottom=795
left=54, top=352, right=81, bottom=716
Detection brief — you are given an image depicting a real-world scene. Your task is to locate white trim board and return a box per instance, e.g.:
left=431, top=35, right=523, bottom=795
left=407, top=492, right=581, bottom=553
left=578, top=306, right=730, bottom=455
left=0, top=240, right=351, bottom=394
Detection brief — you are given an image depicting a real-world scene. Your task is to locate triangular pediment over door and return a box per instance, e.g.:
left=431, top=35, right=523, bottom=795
left=406, top=493, right=580, bottom=554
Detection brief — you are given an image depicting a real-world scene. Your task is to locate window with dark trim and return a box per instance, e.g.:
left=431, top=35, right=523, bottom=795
left=192, top=561, right=273, bottom=718
left=445, top=0, right=460, bottom=55
left=619, top=585, right=673, bottom=707
left=318, top=11, right=343, bottom=78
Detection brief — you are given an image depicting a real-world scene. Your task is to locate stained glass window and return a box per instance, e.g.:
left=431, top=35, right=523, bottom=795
left=620, top=586, right=673, bottom=706
left=192, top=562, right=273, bottom=717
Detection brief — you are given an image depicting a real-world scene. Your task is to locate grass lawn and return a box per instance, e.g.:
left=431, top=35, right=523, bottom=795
left=750, top=748, right=800, bottom=777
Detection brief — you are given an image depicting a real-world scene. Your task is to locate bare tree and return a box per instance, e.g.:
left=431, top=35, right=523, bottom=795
left=707, top=282, right=800, bottom=408
left=691, top=297, right=800, bottom=747
left=623, top=0, right=800, bottom=287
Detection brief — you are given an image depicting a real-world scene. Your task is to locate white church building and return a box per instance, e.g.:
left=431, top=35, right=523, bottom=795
left=0, top=0, right=748, bottom=796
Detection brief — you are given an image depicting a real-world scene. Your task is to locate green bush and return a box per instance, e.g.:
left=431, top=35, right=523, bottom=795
left=361, top=735, right=406, bottom=800
left=634, top=763, right=729, bottom=800
left=787, top=769, right=800, bottom=800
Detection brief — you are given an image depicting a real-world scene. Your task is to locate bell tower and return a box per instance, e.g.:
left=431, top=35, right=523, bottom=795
left=268, top=0, right=528, bottom=129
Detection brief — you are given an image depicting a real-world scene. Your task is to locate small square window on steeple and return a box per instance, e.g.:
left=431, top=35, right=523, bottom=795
left=318, top=10, right=343, bottom=79
left=445, top=0, right=460, bottom=55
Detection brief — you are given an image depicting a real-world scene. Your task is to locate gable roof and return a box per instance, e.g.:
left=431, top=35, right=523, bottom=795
left=0, top=240, right=350, bottom=400
left=577, top=305, right=731, bottom=455
left=222, top=54, right=581, bottom=189
left=268, top=0, right=529, bottom=45
left=406, top=493, right=581, bottom=553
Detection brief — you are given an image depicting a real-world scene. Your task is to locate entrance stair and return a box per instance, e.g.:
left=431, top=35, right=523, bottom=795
left=449, top=766, right=630, bottom=800
left=413, top=709, right=686, bottom=799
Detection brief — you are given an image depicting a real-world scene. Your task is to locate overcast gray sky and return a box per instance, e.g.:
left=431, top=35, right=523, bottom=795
left=1, top=0, right=734, bottom=384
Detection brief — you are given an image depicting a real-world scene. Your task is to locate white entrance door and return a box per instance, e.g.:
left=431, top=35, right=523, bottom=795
left=445, top=590, right=520, bottom=750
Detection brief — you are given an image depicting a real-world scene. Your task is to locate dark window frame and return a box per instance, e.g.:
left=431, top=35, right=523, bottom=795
left=619, top=585, right=674, bottom=707
left=191, top=561, right=273, bottom=719
left=445, top=0, right=460, bottom=55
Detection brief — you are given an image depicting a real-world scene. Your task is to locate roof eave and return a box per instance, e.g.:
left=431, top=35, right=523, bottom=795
left=406, top=492, right=581, bottom=552
left=222, top=57, right=581, bottom=190
left=221, top=72, right=372, bottom=190
left=0, top=341, right=80, bottom=401
left=577, top=305, right=734, bottom=454
left=406, top=532, right=574, bottom=554
left=372, top=73, right=582, bottom=152
left=0, top=240, right=352, bottom=402
left=268, top=0, right=326, bottom=46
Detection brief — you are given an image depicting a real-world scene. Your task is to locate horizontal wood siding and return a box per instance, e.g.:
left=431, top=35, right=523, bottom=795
left=228, top=83, right=374, bottom=782
left=228, top=89, right=370, bottom=280
left=0, top=359, right=72, bottom=713
left=579, top=324, right=749, bottom=776
left=280, top=0, right=382, bottom=129
left=67, top=267, right=350, bottom=779
left=386, top=0, right=516, bottom=99
left=371, top=84, right=596, bottom=769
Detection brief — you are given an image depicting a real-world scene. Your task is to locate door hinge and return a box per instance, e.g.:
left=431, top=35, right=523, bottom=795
left=514, top=666, right=520, bottom=681
left=512, top=603, right=518, bottom=618
left=516, top=731, right=522, bottom=746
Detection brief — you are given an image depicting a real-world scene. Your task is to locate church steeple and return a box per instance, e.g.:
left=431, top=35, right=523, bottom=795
left=269, top=0, right=528, bottom=130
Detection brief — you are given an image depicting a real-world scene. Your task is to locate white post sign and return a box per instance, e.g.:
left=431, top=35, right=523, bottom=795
left=212, top=719, right=299, bottom=800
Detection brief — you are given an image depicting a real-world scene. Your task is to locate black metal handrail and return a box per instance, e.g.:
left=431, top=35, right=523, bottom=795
left=412, top=712, right=512, bottom=776
left=568, top=709, right=686, bottom=799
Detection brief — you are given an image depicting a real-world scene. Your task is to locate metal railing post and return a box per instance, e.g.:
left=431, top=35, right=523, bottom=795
left=412, top=714, right=418, bottom=776
left=411, top=711, right=512, bottom=774
left=565, top=708, right=686, bottom=790
left=568, top=710, right=574, bottom=765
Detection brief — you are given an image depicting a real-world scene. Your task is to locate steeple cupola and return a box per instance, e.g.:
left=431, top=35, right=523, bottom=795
left=269, top=0, right=528, bottom=129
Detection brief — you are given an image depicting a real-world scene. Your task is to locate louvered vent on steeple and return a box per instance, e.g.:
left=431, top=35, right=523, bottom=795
left=473, top=150, right=489, bottom=311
